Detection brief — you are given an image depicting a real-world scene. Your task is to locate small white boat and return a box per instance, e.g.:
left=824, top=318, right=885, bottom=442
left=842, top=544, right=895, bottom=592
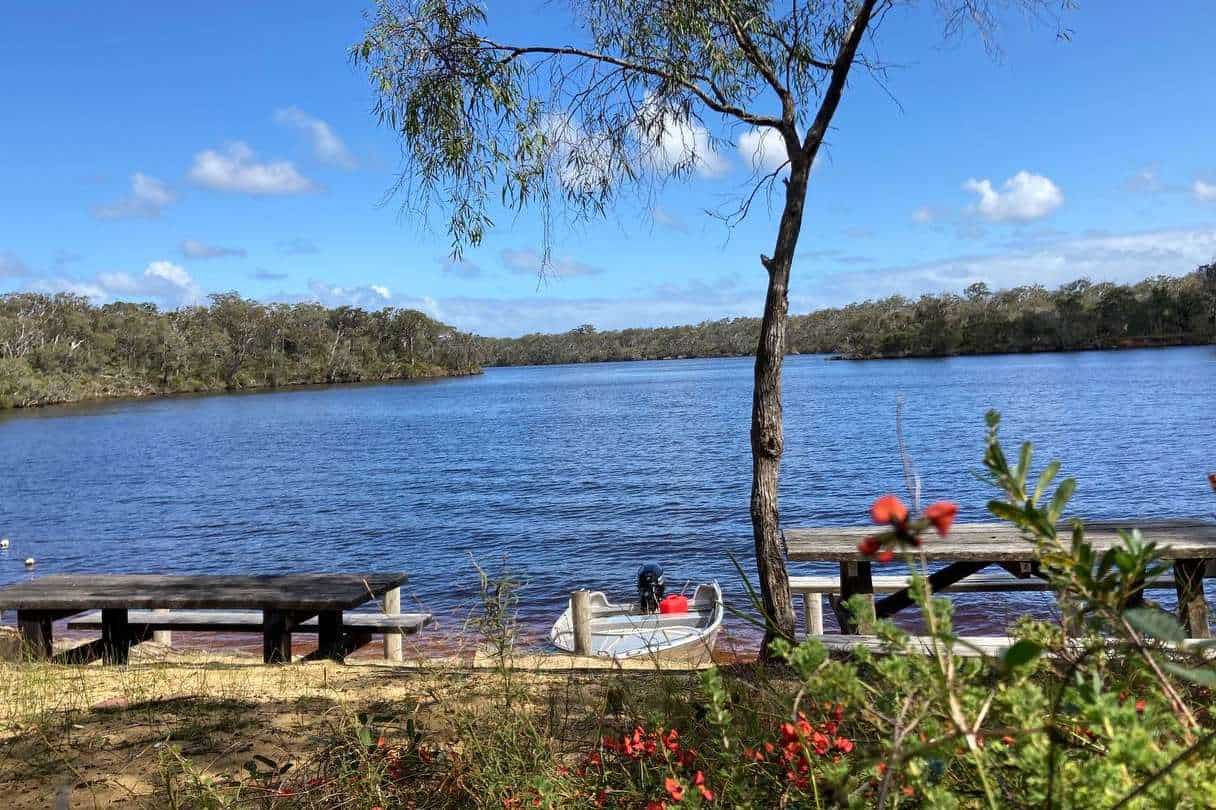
left=550, top=582, right=723, bottom=664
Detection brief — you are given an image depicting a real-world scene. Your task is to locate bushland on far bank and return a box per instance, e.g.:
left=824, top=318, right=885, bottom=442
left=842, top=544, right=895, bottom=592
left=481, top=265, right=1216, bottom=365
left=0, top=292, right=480, bottom=409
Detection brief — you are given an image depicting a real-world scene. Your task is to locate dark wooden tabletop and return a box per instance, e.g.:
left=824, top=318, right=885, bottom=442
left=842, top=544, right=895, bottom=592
left=785, top=521, right=1216, bottom=563
left=0, top=572, right=408, bottom=612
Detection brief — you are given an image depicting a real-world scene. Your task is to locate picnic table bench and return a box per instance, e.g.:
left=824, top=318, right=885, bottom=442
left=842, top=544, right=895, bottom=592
left=0, top=572, right=421, bottom=664
left=785, top=520, right=1216, bottom=638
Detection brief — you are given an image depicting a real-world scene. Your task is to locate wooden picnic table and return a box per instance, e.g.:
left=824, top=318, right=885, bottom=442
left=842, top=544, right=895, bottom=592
left=785, top=521, right=1216, bottom=637
left=0, top=572, right=408, bottom=664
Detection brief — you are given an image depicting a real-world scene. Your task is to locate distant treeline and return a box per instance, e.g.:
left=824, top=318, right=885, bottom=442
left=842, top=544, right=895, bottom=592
left=480, top=265, right=1216, bottom=365
left=0, top=292, right=480, bottom=408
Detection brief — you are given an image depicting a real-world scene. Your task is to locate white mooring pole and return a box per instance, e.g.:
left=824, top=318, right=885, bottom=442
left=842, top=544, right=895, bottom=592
left=383, top=587, right=403, bottom=662
left=570, top=589, right=592, bottom=656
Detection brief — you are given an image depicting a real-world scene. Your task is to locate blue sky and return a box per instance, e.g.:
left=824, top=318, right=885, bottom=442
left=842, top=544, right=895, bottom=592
left=1, top=1, right=1214, bottom=337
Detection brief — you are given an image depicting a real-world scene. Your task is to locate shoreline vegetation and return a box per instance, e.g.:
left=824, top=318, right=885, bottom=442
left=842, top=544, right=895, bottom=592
left=480, top=266, right=1216, bottom=366
left=4, top=266, right=1213, bottom=409
left=0, top=292, right=481, bottom=409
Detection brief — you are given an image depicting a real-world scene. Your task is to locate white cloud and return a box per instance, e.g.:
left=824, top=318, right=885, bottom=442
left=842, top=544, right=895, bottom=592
left=637, top=97, right=730, bottom=179
left=305, top=280, right=428, bottom=312
left=1194, top=180, right=1216, bottom=202
left=502, top=248, right=604, bottom=278
left=540, top=113, right=615, bottom=195
left=738, top=128, right=789, bottom=174
left=653, top=118, right=730, bottom=179
left=963, top=170, right=1063, bottom=222
left=180, top=239, right=247, bottom=260
left=911, top=206, right=936, bottom=224
left=188, top=142, right=317, bottom=195
left=800, top=225, right=1216, bottom=309
left=91, top=172, right=176, bottom=220
left=274, top=106, right=356, bottom=169
left=30, top=260, right=202, bottom=307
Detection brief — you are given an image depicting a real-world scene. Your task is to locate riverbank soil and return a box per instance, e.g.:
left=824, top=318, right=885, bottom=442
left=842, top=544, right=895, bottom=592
left=0, top=646, right=726, bottom=808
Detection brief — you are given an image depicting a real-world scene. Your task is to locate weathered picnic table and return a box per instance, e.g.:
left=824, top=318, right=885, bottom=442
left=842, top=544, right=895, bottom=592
left=785, top=521, right=1216, bottom=638
left=0, top=572, right=409, bottom=664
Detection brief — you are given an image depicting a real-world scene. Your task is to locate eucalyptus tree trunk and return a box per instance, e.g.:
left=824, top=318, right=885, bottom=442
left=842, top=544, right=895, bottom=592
left=752, top=158, right=812, bottom=653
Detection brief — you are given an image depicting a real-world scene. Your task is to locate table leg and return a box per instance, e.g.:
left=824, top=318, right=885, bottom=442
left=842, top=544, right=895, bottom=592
left=263, top=609, right=296, bottom=664
left=876, top=561, right=991, bottom=619
left=16, top=610, right=54, bottom=660
left=837, top=561, right=874, bottom=634
left=1174, top=559, right=1210, bottom=639
left=101, top=608, right=132, bottom=664
left=316, top=610, right=344, bottom=662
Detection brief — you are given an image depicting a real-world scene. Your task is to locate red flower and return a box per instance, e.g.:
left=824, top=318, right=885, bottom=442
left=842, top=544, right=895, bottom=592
left=1208, top=472, right=1216, bottom=492
left=1135, top=699, right=1147, bottom=713
left=647, top=803, right=665, bottom=810
left=663, top=728, right=680, bottom=751
left=596, top=790, right=608, bottom=807
left=876, top=549, right=894, bottom=563
left=833, top=736, right=854, bottom=753
left=694, top=771, right=714, bottom=801
left=376, top=735, right=387, bottom=748
left=870, top=494, right=909, bottom=525
left=665, top=776, right=685, bottom=802
left=857, top=536, right=882, bottom=556
left=923, top=501, right=959, bottom=536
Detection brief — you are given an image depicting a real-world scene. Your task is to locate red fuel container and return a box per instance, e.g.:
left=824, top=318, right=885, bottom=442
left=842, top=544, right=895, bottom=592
left=659, top=594, right=689, bottom=614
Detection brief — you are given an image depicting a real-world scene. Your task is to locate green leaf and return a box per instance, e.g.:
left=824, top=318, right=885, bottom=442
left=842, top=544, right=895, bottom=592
left=1002, top=639, right=1043, bottom=669
left=1047, top=477, right=1076, bottom=521
left=1016, top=442, right=1032, bottom=491
left=987, top=500, right=1024, bottom=524
left=1161, top=661, right=1216, bottom=688
left=1124, top=607, right=1186, bottom=642
left=1032, top=460, right=1060, bottom=505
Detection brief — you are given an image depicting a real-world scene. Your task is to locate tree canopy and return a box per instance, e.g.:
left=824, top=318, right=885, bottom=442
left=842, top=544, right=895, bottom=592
left=480, top=266, right=1216, bottom=365
left=0, top=293, right=479, bottom=409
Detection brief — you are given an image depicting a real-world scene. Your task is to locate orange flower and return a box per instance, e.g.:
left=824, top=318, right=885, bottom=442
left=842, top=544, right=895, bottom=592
left=870, top=494, right=909, bottom=525
left=923, top=501, right=959, bottom=536
left=665, top=776, right=685, bottom=802
left=857, top=536, right=882, bottom=556
left=876, top=549, right=894, bottom=563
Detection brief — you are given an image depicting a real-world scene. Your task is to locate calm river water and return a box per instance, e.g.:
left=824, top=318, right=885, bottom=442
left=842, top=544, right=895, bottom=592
left=2, top=347, right=1214, bottom=648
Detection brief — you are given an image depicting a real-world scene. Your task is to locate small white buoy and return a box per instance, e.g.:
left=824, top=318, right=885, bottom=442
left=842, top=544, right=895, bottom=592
left=24, top=557, right=35, bottom=567
left=0, top=538, right=8, bottom=549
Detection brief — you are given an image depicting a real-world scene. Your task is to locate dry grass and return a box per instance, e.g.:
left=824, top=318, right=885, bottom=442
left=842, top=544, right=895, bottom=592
left=0, top=642, right=716, bottom=808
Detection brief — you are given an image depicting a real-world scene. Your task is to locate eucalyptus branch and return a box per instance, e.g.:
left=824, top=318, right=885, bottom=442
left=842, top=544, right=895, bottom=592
left=481, top=39, right=784, bottom=128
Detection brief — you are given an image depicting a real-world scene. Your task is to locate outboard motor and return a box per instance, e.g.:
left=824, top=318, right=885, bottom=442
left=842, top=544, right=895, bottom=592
left=636, top=562, right=665, bottom=613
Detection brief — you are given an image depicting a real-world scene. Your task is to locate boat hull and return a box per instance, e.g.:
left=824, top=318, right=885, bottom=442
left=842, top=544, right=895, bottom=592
left=550, top=582, right=723, bottom=664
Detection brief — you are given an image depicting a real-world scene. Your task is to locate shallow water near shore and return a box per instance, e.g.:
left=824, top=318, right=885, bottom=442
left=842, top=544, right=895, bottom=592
left=2, top=346, right=1214, bottom=648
